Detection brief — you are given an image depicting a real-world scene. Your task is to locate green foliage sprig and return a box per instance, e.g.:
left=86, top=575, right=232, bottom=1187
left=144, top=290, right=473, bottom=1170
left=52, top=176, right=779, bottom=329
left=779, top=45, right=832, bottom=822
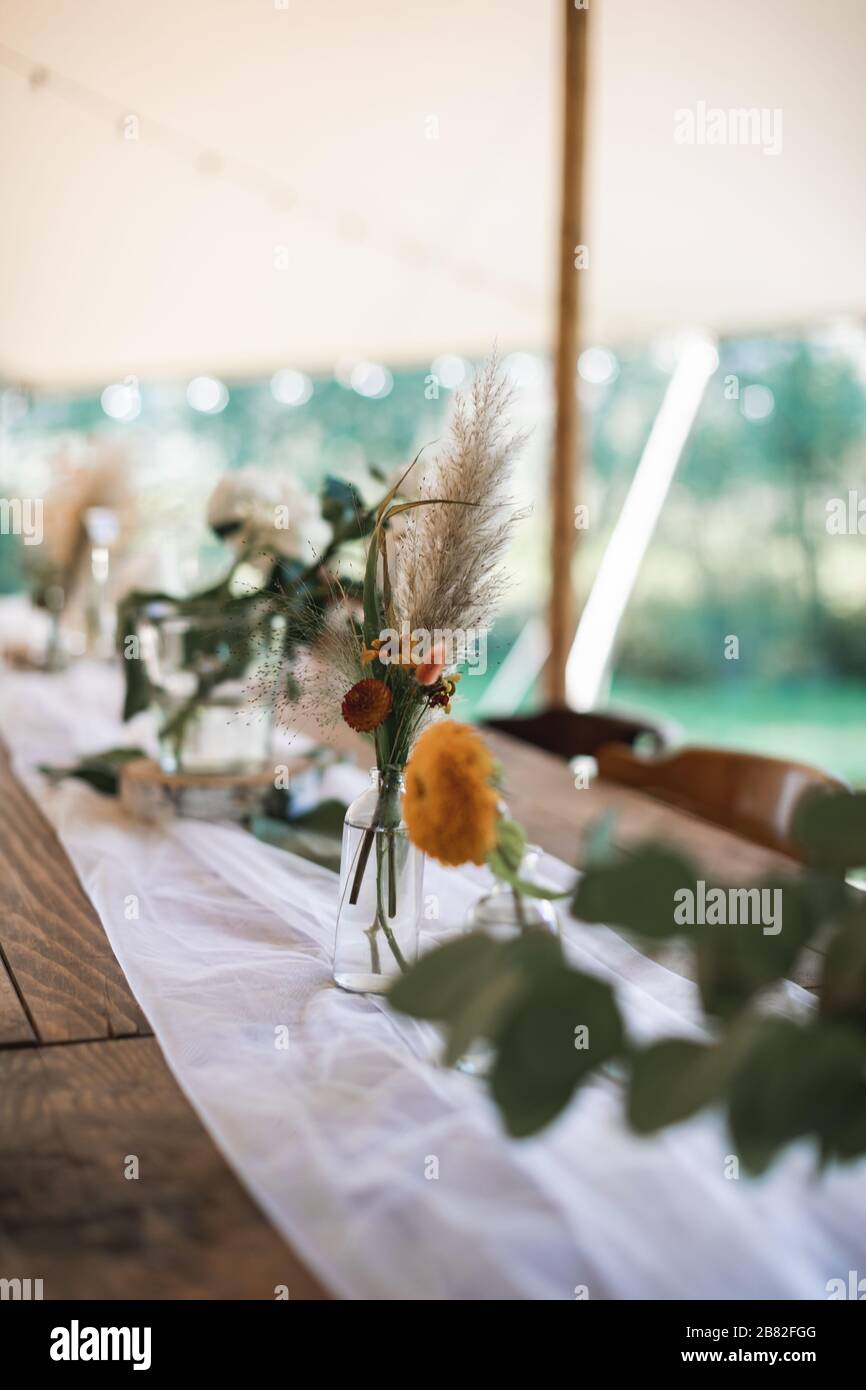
left=389, top=789, right=866, bottom=1172
left=117, top=476, right=377, bottom=738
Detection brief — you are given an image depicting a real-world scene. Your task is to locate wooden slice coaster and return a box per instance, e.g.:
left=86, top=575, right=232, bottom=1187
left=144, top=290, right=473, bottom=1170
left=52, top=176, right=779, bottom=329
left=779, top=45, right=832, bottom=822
left=118, top=757, right=299, bottom=823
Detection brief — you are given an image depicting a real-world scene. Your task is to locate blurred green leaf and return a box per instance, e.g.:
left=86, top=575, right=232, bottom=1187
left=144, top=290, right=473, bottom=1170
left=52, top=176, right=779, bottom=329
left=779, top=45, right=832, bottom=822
left=390, top=928, right=567, bottom=1077
left=441, top=966, right=528, bottom=1068
left=121, top=653, right=152, bottom=722
left=116, top=592, right=157, bottom=720
left=820, top=1086, right=866, bottom=1164
left=250, top=799, right=348, bottom=871
left=821, top=912, right=866, bottom=1023
left=572, top=843, right=700, bottom=939
left=40, top=746, right=147, bottom=796
left=628, top=1027, right=757, bottom=1134
left=694, top=876, right=815, bottom=1018
left=792, top=788, right=866, bottom=872
left=250, top=820, right=341, bottom=871
left=321, top=476, right=374, bottom=542
left=289, top=799, right=349, bottom=837
left=729, top=1018, right=866, bottom=1174
left=388, top=931, right=505, bottom=1021
left=495, top=818, right=526, bottom=872
left=491, top=967, right=624, bottom=1138
left=486, top=816, right=568, bottom=898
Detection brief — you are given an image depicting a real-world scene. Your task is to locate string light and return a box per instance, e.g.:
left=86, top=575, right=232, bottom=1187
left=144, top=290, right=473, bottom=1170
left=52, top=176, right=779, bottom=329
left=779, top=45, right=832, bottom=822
left=270, top=369, right=313, bottom=406
left=0, top=40, right=537, bottom=319
left=187, top=377, right=229, bottom=414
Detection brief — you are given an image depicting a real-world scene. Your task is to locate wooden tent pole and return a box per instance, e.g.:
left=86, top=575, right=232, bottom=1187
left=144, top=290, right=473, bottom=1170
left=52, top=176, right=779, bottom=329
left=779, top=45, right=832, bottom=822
left=547, top=0, right=589, bottom=705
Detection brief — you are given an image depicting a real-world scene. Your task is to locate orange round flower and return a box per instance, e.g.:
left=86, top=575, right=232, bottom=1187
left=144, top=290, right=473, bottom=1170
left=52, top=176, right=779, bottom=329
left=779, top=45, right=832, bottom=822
left=342, top=677, right=392, bottom=733
left=403, top=721, right=499, bottom=866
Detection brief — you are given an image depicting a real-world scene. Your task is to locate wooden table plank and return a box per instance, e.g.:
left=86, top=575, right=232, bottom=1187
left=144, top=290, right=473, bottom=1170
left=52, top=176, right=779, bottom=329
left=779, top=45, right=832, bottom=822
left=485, top=729, right=795, bottom=879
left=0, top=951, right=35, bottom=1046
left=484, top=730, right=822, bottom=988
left=0, top=738, right=149, bottom=1042
left=0, top=1036, right=327, bottom=1299
left=303, top=716, right=797, bottom=880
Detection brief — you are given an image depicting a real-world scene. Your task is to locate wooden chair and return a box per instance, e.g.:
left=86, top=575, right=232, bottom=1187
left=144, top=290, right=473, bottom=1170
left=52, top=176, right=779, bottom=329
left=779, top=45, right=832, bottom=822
left=481, top=705, right=671, bottom=761
left=596, top=742, right=849, bottom=860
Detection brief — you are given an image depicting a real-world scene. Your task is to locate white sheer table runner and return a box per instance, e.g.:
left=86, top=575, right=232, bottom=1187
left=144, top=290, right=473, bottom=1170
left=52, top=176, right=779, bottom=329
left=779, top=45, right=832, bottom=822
left=1, top=650, right=864, bottom=1298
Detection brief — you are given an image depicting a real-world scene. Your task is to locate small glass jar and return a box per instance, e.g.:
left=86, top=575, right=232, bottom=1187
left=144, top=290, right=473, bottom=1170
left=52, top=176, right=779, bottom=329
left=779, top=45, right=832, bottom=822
left=138, top=602, right=278, bottom=775
left=458, top=847, right=559, bottom=1077
left=43, top=580, right=69, bottom=671
left=83, top=506, right=120, bottom=660
left=333, top=768, right=424, bottom=995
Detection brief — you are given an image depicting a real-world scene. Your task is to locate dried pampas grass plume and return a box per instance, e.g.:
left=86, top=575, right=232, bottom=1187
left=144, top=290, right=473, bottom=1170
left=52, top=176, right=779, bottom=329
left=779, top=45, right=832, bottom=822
left=392, top=355, right=525, bottom=636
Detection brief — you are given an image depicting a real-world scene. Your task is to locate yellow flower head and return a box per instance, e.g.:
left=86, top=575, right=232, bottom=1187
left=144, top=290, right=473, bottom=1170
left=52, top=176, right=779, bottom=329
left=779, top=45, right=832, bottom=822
left=403, top=721, right=499, bottom=866
left=360, top=638, right=385, bottom=665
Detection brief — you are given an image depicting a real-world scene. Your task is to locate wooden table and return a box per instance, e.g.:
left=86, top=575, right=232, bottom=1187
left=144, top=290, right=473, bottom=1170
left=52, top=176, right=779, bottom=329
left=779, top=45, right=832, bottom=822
left=0, top=730, right=802, bottom=1300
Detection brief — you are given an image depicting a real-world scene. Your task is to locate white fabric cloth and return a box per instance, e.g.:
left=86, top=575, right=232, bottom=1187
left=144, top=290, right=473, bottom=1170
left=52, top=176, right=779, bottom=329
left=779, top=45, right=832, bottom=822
left=1, top=644, right=864, bottom=1299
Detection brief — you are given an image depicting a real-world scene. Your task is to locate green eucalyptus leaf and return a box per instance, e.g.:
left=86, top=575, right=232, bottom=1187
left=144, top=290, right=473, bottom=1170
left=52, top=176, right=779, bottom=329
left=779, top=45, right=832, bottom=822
left=508, top=876, right=571, bottom=901
left=491, top=967, right=624, bottom=1138
left=821, top=913, right=866, bottom=1023
left=442, top=965, right=528, bottom=1068
left=321, top=476, right=373, bottom=542
left=116, top=593, right=154, bottom=720
left=487, top=848, right=513, bottom=883
left=572, top=843, right=700, bottom=940
left=728, top=1018, right=866, bottom=1175
left=121, top=650, right=153, bottom=722
left=792, top=788, right=866, bottom=872
left=496, top=818, right=527, bottom=872
left=627, top=1028, right=756, bottom=1134
left=694, top=876, right=815, bottom=1019
left=287, top=799, right=348, bottom=837
left=819, top=1086, right=866, bottom=1164
left=250, top=815, right=343, bottom=872
left=40, top=746, right=147, bottom=797
left=388, top=931, right=503, bottom=1021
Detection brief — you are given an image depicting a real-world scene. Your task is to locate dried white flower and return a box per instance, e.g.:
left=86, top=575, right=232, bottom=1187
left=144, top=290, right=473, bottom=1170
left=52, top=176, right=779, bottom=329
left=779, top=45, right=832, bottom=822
left=207, top=465, right=330, bottom=563
left=391, top=356, right=524, bottom=635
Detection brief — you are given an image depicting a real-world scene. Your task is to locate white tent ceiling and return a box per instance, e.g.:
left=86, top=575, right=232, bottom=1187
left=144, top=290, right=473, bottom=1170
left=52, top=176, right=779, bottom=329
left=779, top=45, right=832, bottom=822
left=1, top=0, right=865, bottom=387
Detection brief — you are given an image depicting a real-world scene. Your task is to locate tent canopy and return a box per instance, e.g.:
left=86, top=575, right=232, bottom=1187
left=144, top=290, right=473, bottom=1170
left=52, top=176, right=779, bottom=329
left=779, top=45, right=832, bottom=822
left=2, top=0, right=865, bottom=387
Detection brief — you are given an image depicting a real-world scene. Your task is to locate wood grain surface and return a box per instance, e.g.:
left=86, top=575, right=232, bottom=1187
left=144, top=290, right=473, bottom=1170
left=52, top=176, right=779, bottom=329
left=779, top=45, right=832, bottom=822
left=0, top=735, right=326, bottom=1299
left=0, top=739, right=148, bottom=1043
left=0, top=1037, right=326, bottom=1299
left=0, top=952, right=35, bottom=1046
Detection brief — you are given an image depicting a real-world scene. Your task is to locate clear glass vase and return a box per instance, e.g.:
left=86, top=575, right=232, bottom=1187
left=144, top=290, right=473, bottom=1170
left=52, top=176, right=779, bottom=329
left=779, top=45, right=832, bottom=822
left=458, top=847, right=559, bottom=1077
left=83, top=505, right=120, bottom=660
left=333, top=769, right=424, bottom=994
left=138, top=603, right=278, bottom=775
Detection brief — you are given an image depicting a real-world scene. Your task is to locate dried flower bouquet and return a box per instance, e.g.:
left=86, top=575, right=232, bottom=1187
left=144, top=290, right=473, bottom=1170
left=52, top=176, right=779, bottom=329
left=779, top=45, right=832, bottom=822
left=316, top=358, right=525, bottom=983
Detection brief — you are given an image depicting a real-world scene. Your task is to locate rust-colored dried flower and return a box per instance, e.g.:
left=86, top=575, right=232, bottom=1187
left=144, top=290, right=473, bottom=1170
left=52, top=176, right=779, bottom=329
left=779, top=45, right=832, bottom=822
left=341, top=677, right=393, bottom=733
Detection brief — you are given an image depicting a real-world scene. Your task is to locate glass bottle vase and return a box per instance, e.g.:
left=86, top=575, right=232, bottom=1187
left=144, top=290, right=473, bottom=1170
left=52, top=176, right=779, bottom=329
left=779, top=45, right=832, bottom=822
left=138, top=602, right=277, bottom=775
left=333, top=769, right=424, bottom=994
